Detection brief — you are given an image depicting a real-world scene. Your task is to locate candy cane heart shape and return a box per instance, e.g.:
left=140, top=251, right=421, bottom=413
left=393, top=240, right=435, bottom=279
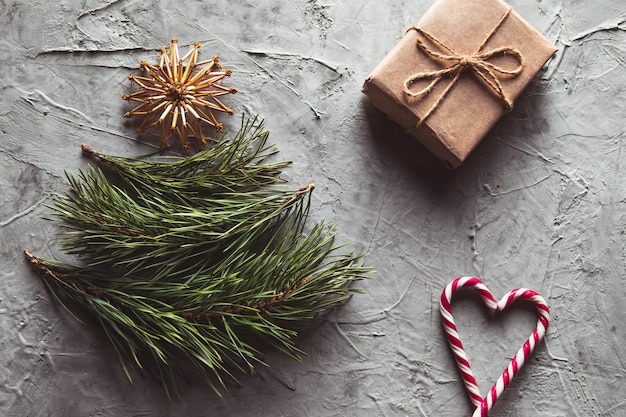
left=439, top=277, right=550, bottom=417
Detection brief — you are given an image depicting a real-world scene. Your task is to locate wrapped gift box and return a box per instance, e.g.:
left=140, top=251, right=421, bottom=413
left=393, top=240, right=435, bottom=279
left=362, top=0, right=557, bottom=169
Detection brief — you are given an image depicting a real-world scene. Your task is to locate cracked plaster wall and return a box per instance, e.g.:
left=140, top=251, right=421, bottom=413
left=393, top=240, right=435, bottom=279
left=1, top=0, right=625, bottom=416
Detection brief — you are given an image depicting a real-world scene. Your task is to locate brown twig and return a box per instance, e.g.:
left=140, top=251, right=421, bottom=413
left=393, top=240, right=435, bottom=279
left=181, top=274, right=314, bottom=323
left=281, top=183, right=315, bottom=205
left=81, top=143, right=100, bottom=158
left=24, top=249, right=111, bottom=303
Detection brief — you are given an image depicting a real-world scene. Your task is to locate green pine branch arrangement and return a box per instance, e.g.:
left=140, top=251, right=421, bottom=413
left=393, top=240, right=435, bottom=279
left=25, top=116, right=371, bottom=397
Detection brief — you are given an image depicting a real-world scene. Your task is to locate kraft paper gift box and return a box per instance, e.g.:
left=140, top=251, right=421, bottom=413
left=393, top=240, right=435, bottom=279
left=362, top=0, right=557, bottom=169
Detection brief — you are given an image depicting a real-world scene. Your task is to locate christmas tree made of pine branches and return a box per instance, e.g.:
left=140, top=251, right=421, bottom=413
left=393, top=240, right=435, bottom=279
left=25, top=116, right=371, bottom=396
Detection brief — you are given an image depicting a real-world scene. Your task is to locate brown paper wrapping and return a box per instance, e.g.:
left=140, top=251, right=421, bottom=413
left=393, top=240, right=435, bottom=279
left=362, top=0, right=557, bottom=169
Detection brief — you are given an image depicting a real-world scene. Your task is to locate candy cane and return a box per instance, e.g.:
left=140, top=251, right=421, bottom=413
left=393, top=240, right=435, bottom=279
left=440, top=277, right=550, bottom=417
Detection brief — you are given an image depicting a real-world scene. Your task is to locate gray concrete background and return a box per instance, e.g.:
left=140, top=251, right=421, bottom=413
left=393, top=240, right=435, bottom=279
left=1, top=0, right=624, bottom=416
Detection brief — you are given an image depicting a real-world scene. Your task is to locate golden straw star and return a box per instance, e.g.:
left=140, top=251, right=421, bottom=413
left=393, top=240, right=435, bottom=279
left=123, top=38, right=237, bottom=151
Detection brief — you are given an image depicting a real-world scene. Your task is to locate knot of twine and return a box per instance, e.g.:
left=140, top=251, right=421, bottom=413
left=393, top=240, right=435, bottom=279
left=403, top=8, right=525, bottom=127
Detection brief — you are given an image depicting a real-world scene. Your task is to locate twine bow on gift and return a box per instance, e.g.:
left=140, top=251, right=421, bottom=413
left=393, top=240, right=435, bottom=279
left=403, top=8, right=525, bottom=127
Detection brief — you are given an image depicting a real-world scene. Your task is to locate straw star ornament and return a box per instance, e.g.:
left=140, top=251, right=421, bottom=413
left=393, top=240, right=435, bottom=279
left=123, top=38, right=237, bottom=150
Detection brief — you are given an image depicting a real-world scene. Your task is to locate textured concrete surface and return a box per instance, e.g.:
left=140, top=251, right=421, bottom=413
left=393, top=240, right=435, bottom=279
left=1, top=0, right=625, bottom=416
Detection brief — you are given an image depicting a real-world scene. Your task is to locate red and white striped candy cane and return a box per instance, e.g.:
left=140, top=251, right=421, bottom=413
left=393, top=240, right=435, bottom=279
left=440, top=277, right=550, bottom=417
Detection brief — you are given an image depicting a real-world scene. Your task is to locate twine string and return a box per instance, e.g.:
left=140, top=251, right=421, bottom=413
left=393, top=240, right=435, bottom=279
left=403, top=8, right=525, bottom=127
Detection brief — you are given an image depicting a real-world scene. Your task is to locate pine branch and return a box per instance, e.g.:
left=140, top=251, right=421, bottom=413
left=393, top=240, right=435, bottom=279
left=24, top=249, right=252, bottom=395
left=81, top=116, right=290, bottom=200
left=26, top=115, right=372, bottom=396
left=24, top=221, right=368, bottom=396
left=49, top=166, right=315, bottom=273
